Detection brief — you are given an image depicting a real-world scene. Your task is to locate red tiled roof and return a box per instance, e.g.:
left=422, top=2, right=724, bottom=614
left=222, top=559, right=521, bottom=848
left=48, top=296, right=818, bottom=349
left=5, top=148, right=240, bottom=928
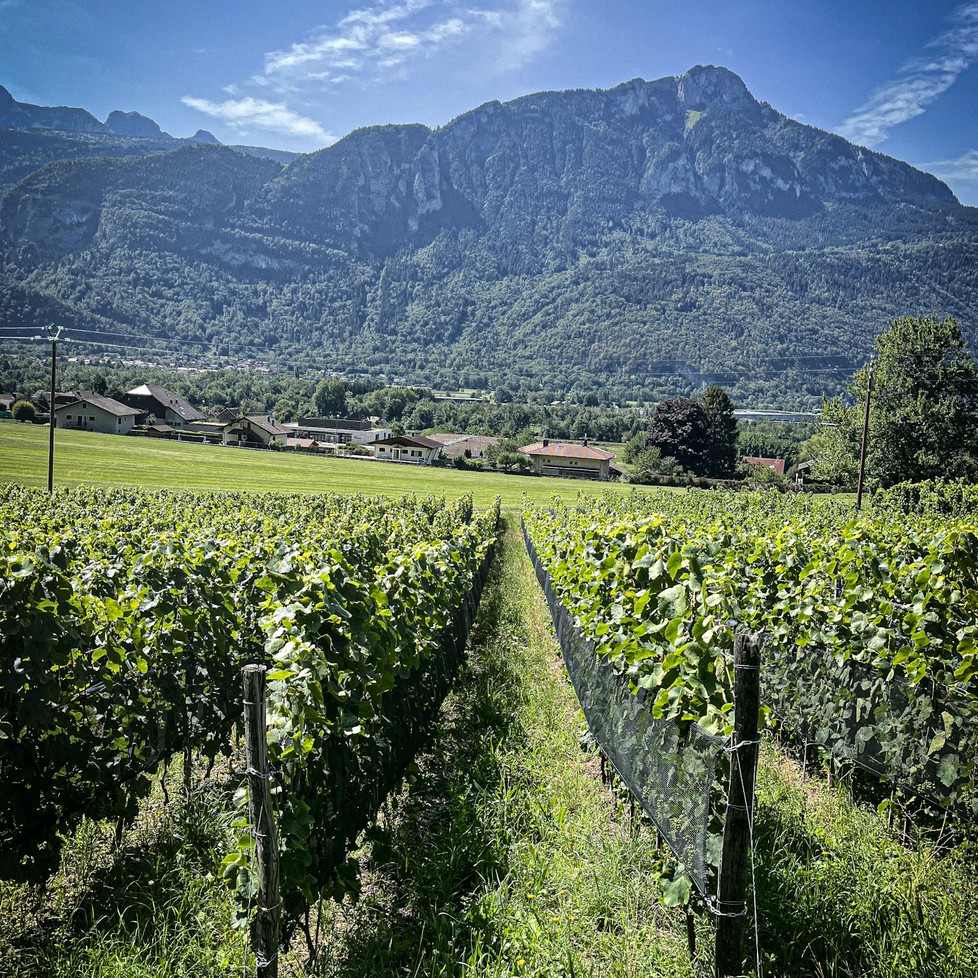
left=742, top=456, right=786, bottom=475
left=520, top=441, right=615, bottom=461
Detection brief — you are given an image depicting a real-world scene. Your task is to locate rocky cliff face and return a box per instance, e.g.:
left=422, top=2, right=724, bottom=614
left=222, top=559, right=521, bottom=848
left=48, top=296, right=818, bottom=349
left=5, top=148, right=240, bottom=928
left=236, top=65, right=958, bottom=257
left=104, top=110, right=168, bottom=139
left=0, top=67, right=974, bottom=406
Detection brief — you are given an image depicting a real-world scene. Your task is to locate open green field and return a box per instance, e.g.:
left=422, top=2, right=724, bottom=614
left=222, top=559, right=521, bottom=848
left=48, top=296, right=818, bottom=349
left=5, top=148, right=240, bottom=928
left=0, top=422, right=654, bottom=510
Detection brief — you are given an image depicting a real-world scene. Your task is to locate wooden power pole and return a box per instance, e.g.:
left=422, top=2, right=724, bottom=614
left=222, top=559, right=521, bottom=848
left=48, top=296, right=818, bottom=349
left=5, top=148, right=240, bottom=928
left=242, top=665, right=281, bottom=978
left=855, top=359, right=874, bottom=510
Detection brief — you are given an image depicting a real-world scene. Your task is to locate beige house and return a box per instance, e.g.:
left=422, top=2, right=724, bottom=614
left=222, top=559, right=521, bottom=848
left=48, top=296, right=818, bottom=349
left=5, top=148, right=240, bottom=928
left=372, top=434, right=441, bottom=464
left=427, top=433, right=500, bottom=460
left=55, top=392, right=139, bottom=435
left=520, top=440, right=615, bottom=480
left=223, top=415, right=289, bottom=447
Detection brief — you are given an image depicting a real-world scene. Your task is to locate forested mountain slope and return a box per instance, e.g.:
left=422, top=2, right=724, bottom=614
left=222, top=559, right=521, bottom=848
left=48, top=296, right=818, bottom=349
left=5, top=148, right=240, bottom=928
left=2, top=66, right=976, bottom=406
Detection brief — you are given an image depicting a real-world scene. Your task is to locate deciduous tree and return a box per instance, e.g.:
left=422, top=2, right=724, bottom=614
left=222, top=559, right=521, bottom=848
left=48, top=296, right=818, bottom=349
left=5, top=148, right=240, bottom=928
left=809, top=316, right=978, bottom=488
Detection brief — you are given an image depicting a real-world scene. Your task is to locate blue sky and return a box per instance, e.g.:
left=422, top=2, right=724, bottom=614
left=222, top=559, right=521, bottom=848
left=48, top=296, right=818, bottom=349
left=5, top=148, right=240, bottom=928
left=2, top=0, right=977, bottom=204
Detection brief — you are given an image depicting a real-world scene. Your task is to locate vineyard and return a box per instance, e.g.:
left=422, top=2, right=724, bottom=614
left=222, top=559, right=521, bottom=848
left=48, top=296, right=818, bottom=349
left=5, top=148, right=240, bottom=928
left=0, top=484, right=498, bottom=961
left=523, top=486, right=978, bottom=940
left=2, top=478, right=977, bottom=977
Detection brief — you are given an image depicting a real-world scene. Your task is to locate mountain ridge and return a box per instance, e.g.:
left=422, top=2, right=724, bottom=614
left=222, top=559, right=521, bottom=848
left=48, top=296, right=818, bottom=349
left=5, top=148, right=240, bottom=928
left=1, top=67, right=976, bottom=408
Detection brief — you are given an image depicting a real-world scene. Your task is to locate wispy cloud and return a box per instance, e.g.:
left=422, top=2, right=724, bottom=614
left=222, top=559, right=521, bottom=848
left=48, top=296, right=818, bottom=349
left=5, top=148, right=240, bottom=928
left=180, top=96, right=333, bottom=142
left=839, top=2, right=978, bottom=146
left=257, top=0, right=562, bottom=88
left=183, top=1, right=562, bottom=145
left=920, top=149, right=978, bottom=205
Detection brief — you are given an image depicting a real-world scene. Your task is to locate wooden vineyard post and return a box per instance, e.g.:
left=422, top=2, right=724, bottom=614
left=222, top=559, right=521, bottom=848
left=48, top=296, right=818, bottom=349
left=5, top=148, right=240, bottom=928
left=242, top=665, right=281, bottom=978
left=715, top=631, right=761, bottom=978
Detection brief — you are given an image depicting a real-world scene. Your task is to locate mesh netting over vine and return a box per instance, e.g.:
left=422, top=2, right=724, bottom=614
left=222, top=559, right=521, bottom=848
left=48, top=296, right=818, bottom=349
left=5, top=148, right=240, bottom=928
left=762, top=643, right=978, bottom=819
left=523, top=523, right=725, bottom=899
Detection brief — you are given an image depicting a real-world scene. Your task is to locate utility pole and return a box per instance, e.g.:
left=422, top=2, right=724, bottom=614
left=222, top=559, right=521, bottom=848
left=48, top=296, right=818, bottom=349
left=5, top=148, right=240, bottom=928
left=855, top=359, right=874, bottom=510
left=37, top=324, right=64, bottom=493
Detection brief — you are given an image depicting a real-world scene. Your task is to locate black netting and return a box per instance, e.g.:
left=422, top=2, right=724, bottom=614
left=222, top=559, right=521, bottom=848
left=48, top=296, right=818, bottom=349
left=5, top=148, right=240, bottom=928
left=762, top=644, right=978, bottom=818
left=523, top=522, right=724, bottom=898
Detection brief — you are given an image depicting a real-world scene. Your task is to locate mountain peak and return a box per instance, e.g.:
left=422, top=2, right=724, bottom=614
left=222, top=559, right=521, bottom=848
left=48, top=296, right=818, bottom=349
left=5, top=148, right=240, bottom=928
left=677, top=65, right=754, bottom=111
left=105, top=110, right=167, bottom=139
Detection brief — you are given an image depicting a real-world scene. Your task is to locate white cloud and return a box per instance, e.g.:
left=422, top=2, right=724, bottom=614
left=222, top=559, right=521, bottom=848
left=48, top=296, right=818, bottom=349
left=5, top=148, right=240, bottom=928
left=491, top=0, right=562, bottom=72
left=921, top=149, right=978, bottom=205
left=923, top=148, right=978, bottom=183
left=839, top=3, right=978, bottom=146
left=181, top=96, right=333, bottom=142
left=257, top=0, right=562, bottom=88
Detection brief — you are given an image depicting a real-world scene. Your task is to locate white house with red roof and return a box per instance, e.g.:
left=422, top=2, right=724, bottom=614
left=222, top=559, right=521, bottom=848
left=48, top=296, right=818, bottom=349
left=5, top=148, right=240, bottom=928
left=519, top=440, right=616, bottom=480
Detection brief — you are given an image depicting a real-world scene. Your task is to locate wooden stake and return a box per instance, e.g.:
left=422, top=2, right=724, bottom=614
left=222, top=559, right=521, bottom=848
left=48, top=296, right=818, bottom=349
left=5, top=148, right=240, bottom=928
left=243, top=665, right=281, bottom=978
left=715, top=631, right=761, bottom=978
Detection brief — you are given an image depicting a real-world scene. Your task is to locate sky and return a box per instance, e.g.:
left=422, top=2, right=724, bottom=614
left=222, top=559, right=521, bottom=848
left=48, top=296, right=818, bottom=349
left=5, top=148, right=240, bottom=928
left=1, top=0, right=977, bottom=205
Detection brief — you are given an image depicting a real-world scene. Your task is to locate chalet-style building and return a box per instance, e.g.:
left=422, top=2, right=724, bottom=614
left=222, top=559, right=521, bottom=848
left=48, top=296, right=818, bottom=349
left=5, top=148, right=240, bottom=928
left=54, top=392, right=139, bottom=435
left=122, top=384, right=205, bottom=425
left=372, top=433, right=442, bottom=465
left=520, top=440, right=616, bottom=480
left=223, top=415, right=289, bottom=447
left=282, top=417, right=392, bottom=446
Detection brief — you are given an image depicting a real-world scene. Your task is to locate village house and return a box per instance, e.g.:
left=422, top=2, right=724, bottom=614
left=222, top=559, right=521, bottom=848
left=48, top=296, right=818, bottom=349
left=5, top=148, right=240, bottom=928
left=742, top=456, right=786, bottom=475
left=222, top=415, right=289, bottom=447
left=282, top=417, right=392, bottom=446
left=54, top=392, right=139, bottom=435
left=520, top=440, right=616, bottom=480
left=121, top=384, right=205, bottom=425
left=372, top=433, right=442, bottom=465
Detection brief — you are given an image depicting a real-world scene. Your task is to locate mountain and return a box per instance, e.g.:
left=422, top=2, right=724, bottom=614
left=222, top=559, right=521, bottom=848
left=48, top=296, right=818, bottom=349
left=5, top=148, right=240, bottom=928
left=104, top=110, right=169, bottom=139
left=0, top=84, right=104, bottom=133
left=0, top=85, right=297, bottom=187
left=1, top=66, right=977, bottom=407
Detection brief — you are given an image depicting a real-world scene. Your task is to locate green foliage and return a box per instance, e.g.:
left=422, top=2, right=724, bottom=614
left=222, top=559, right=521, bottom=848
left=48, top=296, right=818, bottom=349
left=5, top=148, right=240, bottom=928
left=811, top=316, right=978, bottom=489
left=0, top=482, right=498, bottom=919
left=874, top=479, right=978, bottom=517
left=10, top=399, right=35, bottom=422
left=523, top=491, right=978, bottom=814
left=644, top=397, right=709, bottom=473
left=701, top=386, right=738, bottom=478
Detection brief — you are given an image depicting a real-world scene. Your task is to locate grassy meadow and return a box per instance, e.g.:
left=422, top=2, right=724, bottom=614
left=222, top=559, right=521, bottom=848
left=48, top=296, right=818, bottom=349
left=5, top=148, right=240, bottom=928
left=0, top=421, right=650, bottom=510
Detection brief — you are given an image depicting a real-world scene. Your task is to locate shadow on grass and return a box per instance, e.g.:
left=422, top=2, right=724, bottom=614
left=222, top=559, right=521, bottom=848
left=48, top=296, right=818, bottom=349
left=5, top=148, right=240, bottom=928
left=320, top=524, right=529, bottom=976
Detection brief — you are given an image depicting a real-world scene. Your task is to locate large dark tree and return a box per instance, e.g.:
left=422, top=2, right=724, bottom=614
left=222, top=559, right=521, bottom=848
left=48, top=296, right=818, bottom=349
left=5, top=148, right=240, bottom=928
left=702, top=385, right=738, bottom=477
left=809, top=316, right=978, bottom=488
left=645, top=397, right=710, bottom=474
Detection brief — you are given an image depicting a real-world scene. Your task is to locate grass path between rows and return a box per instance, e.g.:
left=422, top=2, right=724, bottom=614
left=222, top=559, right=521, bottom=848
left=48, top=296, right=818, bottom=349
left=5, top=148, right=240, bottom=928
left=306, top=515, right=697, bottom=977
